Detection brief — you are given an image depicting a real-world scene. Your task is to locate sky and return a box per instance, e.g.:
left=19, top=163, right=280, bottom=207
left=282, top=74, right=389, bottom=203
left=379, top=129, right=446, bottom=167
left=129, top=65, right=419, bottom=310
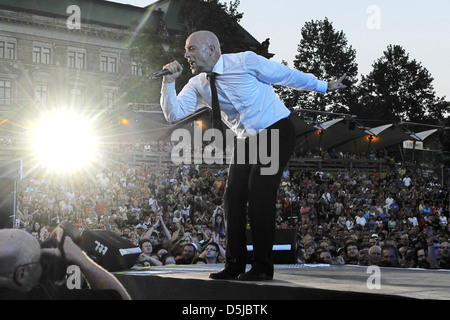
left=109, top=0, right=450, bottom=101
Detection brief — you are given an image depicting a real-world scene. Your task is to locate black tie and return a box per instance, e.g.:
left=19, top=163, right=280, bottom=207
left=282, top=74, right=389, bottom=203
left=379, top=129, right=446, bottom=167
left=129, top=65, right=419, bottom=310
left=209, top=73, right=224, bottom=133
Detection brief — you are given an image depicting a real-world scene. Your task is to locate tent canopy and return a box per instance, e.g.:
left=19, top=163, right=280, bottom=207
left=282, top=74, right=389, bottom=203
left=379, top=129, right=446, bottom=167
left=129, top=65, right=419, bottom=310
left=292, top=113, right=441, bottom=155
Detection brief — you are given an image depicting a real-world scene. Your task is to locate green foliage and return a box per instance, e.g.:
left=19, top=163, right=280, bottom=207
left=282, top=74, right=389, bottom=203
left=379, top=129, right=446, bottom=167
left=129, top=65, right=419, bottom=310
left=178, top=0, right=244, bottom=53
left=124, top=0, right=245, bottom=103
left=356, top=45, right=450, bottom=123
left=125, top=4, right=449, bottom=127
left=277, top=18, right=358, bottom=119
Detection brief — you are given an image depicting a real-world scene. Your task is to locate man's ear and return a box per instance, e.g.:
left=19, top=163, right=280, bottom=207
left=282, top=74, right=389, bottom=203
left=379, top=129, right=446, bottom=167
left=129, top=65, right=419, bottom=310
left=14, top=266, right=26, bottom=287
left=208, top=45, right=216, bottom=56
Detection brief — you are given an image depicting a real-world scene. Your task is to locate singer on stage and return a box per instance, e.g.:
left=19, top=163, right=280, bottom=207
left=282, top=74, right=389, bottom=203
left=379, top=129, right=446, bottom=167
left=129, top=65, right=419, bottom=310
left=159, top=30, right=346, bottom=281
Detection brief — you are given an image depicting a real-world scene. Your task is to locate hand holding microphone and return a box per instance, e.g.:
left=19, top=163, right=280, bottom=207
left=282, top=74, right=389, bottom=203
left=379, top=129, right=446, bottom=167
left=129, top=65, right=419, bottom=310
left=152, top=60, right=183, bottom=83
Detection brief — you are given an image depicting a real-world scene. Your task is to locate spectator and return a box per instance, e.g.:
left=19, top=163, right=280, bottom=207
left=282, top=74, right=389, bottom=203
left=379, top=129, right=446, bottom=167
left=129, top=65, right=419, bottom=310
left=175, top=243, right=198, bottom=265
left=421, top=203, right=432, bottom=216
left=390, top=200, right=400, bottom=216
left=415, top=248, right=430, bottom=269
left=300, top=200, right=310, bottom=225
left=403, top=175, right=411, bottom=187
left=135, top=239, right=162, bottom=267
left=439, top=213, right=448, bottom=229
left=317, top=250, right=334, bottom=264
left=358, top=243, right=371, bottom=266
left=380, top=245, right=399, bottom=267
left=441, top=241, right=450, bottom=265
left=344, top=241, right=359, bottom=265
left=384, top=237, right=397, bottom=247
left=388, top=217, right=397, bottom=231
left=94, top=198, right=107, bottom=216
left=198, top=242, right=221, bottom=264
left=368, top=245, right=382, bottom=266
left=408, top=214, right=419, bottom=227
left=155, top=248, right=169, bottom=261
left=379, top=208, right=391, bottom=227
left=304, top=241, right=318, bottom=263
left=337, top=213, right=347, bottom=229
left=345, top=217, right=355, bottom=231
left=161, top=253, right=177, bottom=265
left=355, top=211, right=367, bottom=227
left=401, top=248, right=417, bottom=268
left=368, top=234, right=379, bottom=247
left=211, top=206, right=225, bottom=238
left=432, top=242, right=448, bottom=268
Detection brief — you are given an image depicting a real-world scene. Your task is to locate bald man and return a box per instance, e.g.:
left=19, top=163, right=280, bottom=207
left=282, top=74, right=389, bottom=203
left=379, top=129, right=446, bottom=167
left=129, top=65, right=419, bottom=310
left=0, top=229, right=42, bottom=295
left=161, top=30, right=346, bottom=281
left=0, top=228, right=130, bottom=299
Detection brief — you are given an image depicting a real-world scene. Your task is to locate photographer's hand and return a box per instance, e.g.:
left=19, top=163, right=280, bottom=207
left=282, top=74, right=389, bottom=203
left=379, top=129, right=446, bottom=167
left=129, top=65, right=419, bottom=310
left=47, top=226, right=131, bottom=300
left=68, top=235, right=131, bottom=299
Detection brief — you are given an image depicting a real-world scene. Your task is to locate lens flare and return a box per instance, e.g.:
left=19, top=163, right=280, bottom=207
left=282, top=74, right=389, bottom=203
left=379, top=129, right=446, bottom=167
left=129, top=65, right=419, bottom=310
left=30, top=110, right=99, bottom=173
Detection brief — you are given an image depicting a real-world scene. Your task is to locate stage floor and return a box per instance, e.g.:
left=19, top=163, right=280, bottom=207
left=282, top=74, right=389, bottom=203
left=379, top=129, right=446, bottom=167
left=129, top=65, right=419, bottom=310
left=114, top=264, right=450, bottom=300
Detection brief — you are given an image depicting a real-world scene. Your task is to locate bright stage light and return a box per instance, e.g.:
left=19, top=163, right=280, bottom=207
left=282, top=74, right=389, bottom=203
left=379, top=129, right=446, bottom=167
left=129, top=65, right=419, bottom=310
left=30, top=110, right=99, bottom=172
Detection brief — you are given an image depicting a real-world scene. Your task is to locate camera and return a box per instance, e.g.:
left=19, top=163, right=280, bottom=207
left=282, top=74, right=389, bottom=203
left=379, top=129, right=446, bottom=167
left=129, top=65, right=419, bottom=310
left=39, top=221, right=81, bottom=282
left=39, top=221, right=141, bottom=282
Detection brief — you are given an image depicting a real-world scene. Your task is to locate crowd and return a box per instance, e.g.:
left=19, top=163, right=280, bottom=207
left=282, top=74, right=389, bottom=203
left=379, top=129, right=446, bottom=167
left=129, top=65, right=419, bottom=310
left=13, top=151, right=450, bottom=271
left=108, top=139, right=395, bottom=162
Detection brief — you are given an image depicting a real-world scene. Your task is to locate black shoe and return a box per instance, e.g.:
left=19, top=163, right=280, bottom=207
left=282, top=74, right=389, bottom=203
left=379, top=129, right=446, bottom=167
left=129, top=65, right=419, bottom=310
left=237, top=269, right=273, bottom=281
left=209, top=268, right=242, bottom=280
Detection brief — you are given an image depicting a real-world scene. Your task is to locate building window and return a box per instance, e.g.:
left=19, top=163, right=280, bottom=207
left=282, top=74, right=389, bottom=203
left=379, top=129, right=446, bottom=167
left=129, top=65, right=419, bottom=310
left=103, top=89, right=116, bottom=109
left=34, top=84, right=48, bottom=108
left=32, top=46, right=41, bottom=63
left=69, top=87, right=83, bottom=107
left=0, top=80, right=12, bottom=105
left=68, top=48, right=86, bottom=69
left=131, top=61, right=142, bottom=76
left=109, top=57, right=117, bottom=73
left=100, top=56, right=107, bottom=72
left=100, top=52, right=119, bottom=73
left=0, top=40, right=16, bottom=60
left=33, top=43, right=52, bottom=65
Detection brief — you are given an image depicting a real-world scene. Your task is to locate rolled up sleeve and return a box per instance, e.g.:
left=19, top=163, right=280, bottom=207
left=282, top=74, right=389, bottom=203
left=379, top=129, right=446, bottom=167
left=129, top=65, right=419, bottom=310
left=160, top=80, right=200, bottom=122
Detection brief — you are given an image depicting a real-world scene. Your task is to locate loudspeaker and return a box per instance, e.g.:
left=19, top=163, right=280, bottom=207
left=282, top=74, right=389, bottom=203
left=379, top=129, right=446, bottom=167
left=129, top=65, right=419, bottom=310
left=0, top=178, right=15, bottom=229
left=246, top=228, right=297, bottom=264
left=349, top=121, right=356, bottom=130
left=78, top=229, right=142, bottom=272
left=0, top=160, right=22, bottom=229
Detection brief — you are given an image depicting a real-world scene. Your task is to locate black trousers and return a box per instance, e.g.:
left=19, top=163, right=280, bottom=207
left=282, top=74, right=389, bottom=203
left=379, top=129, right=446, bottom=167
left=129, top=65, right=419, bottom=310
left=223, top=116, right=296, bottom=276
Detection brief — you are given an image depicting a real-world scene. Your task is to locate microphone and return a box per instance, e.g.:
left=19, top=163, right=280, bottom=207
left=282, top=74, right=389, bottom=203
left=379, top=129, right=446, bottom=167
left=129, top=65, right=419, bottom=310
left=150, top=63, right=184, bottom=79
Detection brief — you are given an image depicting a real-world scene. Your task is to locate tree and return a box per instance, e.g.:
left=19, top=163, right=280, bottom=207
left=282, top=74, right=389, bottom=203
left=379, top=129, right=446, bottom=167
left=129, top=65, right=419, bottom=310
left=356, top=44, right=449, bottom=123
left=277, top=18, right=358, bottom=118
left=125, top=16, right=188, bottom=104
left=178, top=0, right=244, bottom=53
left=125, top=0, right=246, bottom=104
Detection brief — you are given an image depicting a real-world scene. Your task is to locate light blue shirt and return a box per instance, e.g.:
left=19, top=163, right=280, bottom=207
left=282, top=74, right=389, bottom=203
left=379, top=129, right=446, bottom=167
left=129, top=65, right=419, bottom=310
left=160, top=51, right=328, bottom=137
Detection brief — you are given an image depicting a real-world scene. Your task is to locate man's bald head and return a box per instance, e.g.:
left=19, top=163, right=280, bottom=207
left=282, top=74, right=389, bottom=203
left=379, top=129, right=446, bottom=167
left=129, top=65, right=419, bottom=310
left=0, top=229, right=41, bottom=273
left=0, top=229, right=42, bottom=292
left=188, top=31, right=221, bottom=51
left=185, top=30, right=221, bottom=75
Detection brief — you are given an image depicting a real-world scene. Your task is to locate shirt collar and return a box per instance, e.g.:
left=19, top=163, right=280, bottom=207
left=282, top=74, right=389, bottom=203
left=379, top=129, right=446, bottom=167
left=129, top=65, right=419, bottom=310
left=211, top=55, right=224, bottom=75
